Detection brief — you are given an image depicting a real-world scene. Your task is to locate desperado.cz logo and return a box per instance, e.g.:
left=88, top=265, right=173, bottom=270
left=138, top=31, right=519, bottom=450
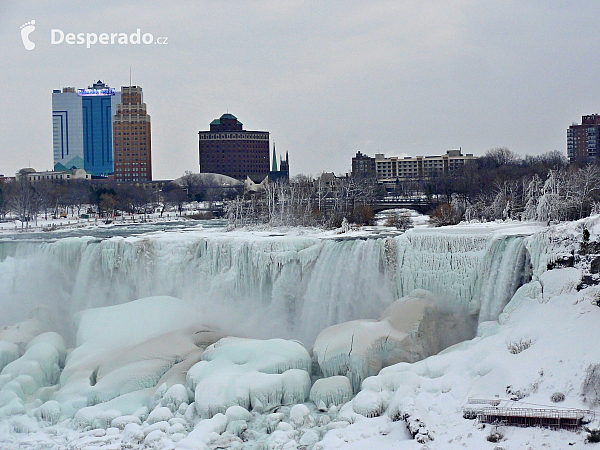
left=19, top=20, right=168, bottom=50
left=52, top=29, right=168, bottom=48
left=20, top=20, right=36, bottom=50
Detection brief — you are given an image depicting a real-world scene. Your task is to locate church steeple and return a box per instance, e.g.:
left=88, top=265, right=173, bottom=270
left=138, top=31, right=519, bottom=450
left=271, top=143, right=278, bottom=172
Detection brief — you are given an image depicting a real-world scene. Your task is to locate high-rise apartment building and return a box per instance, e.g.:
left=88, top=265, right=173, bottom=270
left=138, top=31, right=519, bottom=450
left=113, top=86, right=152, bottom=182
left=567, top=114, right=600, bottom=163
left=198, top=113, right=270, bottom=182
left=52, top=81, right=120, bottom=177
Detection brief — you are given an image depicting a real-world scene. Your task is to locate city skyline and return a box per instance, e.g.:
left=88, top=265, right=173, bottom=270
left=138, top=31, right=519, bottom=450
left=2, top=1, right=600, bottom=180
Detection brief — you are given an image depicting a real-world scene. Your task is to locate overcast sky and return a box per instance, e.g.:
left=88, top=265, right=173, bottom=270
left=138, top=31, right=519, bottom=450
left=1, top=1, right=599, bottom=180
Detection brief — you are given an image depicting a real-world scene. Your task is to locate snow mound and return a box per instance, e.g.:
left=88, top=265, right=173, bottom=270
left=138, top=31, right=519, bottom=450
left=55, top=296, right=223, bottom=418
left=352, top=389, right=389, bottom=418
left=313, top=290, right=473, bottom=391
left=309, top=376, right=353, bottom=408
left=187, top=337, right=311, bottom=418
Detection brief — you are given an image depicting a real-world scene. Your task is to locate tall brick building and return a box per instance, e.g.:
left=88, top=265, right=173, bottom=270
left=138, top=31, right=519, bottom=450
left=198, top=113, right=270, bottom=183
left=567, top=114, right=600, bottom=163
left=113, top=86, right=152, bottom=182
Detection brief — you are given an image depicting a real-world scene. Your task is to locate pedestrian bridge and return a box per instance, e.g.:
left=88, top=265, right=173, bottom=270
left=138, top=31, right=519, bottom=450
left=372, top=198, right=439, bottom=214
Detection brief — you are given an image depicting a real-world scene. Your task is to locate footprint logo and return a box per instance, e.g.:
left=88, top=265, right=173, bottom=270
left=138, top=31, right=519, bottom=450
left=20, top=20, right=36, bottom=50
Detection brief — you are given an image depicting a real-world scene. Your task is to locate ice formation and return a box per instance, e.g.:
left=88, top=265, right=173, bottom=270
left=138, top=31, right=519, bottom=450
left=313, top=290, right=474, bottom=391
left=54, top=296, right=223, bottom=421
left=309, top=376, right=353, bottom=408
left=187, top=337, right=311, bottom=418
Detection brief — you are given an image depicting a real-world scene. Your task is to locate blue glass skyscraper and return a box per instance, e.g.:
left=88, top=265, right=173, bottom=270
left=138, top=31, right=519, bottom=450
left=52, top=80, right=121, bottom=177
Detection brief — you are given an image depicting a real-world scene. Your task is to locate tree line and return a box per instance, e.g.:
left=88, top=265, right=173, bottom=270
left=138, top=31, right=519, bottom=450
left=225, top=147, right=600, bottom=228
left=425, top=148, right=600, bottom=225
left=0, top=176, right=229, bottom=229
left=225, top=174, right=381, bottom=228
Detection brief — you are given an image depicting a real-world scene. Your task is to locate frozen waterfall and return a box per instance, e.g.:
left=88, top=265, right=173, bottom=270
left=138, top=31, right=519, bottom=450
left=0, top=226, right=534, bottom=346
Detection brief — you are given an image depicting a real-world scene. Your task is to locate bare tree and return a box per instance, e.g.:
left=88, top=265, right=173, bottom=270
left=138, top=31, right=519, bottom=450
left=6, top=179, right=37, bottom=230
left=483, top=147, right=519, bottom=167
left=570, top=164, right=600, bottom=218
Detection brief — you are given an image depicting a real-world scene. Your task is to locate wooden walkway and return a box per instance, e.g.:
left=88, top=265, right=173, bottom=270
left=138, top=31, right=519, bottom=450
left=464, top=398, right=595, bottom=431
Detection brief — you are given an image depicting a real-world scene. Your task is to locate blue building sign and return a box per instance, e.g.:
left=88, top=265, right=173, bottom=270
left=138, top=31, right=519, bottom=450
left=77, top=88, right=116, bottom=96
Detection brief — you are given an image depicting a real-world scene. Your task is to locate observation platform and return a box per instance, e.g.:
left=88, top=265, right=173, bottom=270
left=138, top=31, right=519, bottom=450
left=464, top=398, right=595, bottom=431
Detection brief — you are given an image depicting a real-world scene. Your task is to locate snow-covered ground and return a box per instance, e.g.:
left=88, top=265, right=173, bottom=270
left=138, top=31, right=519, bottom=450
left=0, top=215, right=599, bottom=449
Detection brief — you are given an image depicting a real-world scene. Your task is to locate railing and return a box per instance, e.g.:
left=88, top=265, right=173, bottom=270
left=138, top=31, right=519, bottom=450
left=467, top=398, right=501, bottom=406
left=464, top=398, right=596, bottom=430
left=479, top=407, right=588, bottom=420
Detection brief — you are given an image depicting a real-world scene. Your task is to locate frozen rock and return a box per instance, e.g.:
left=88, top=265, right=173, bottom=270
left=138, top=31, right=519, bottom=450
left=144, top=429, right=168, bottom=446
left=313, top=291, right=473, bottom=391
left=225, top=405, right=252, bottom=422
left=10, top=415, right=40, bottom=433
left=188, top=337, right=311, bottom=418
left=300, top=429, right=320, bottom=446
left=540, top=268, right=581, bottom=301
left=277, top=421, right=294, bottom=431
left=39, top=400, right=61, bottom=424
left=191, top=412, right=228, bottom=436
left=13, top=374, right=36, bottom=395
left=309, top=376, right=353, bottom=407
left=225, top=419, right=248, bottom=436
left=282, top=369, right=311, bottom=405
left=123, top=422, right=144, bottom=444
left=352, top=389, right=387, bottom=417
left=111, top=414, right=141, bottom=430
left=169, top=417, right=188, bottom=426
left=155, top=383, right=189, bottom=413
left=201, top=337, right=311, bottom=375
left=0, top=398, right=25, bottom=418
left=267, top=429, right=299, bottom=448
left=26, top=332, right=67, bottom=367
left=177, top=401, right=189, bottom=415
left=142, top=420, right=170, bottom=435
left=55, top=296, right=223, bottom=418
left=289, top=403, right=311, bottom=428
left=266, top=412, right=284, bottom=433
left=1, top=341, right=62, bottom=389
left=177, top=413, right=227, bottom=448
left=168, top=422, right=187, bottom=435
left=147, top=406, right=173, bottom=424
left=92, top=409, right=121, bottom=429
left=134, top=406, right=149, bottom=422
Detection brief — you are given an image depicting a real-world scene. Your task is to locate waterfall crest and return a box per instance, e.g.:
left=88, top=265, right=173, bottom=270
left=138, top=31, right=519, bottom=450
left=0, top=227, right=534, bottom=345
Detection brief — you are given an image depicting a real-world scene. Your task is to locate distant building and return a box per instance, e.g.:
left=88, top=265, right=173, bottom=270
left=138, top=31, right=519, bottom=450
left=198, top=113, right=270, bottom=183
left=113, top=86, right=152, bottom=182
left=351, top=151, right=376, bottom=178
left=567, top=114, right=600, bottom=163
left=269, top=145, right=290, bottom=182
left=374, top=149, right=476, bottom=182
left=52, top=81, right=121, bottom=177
left=15, top=167, right=91, bottom=183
